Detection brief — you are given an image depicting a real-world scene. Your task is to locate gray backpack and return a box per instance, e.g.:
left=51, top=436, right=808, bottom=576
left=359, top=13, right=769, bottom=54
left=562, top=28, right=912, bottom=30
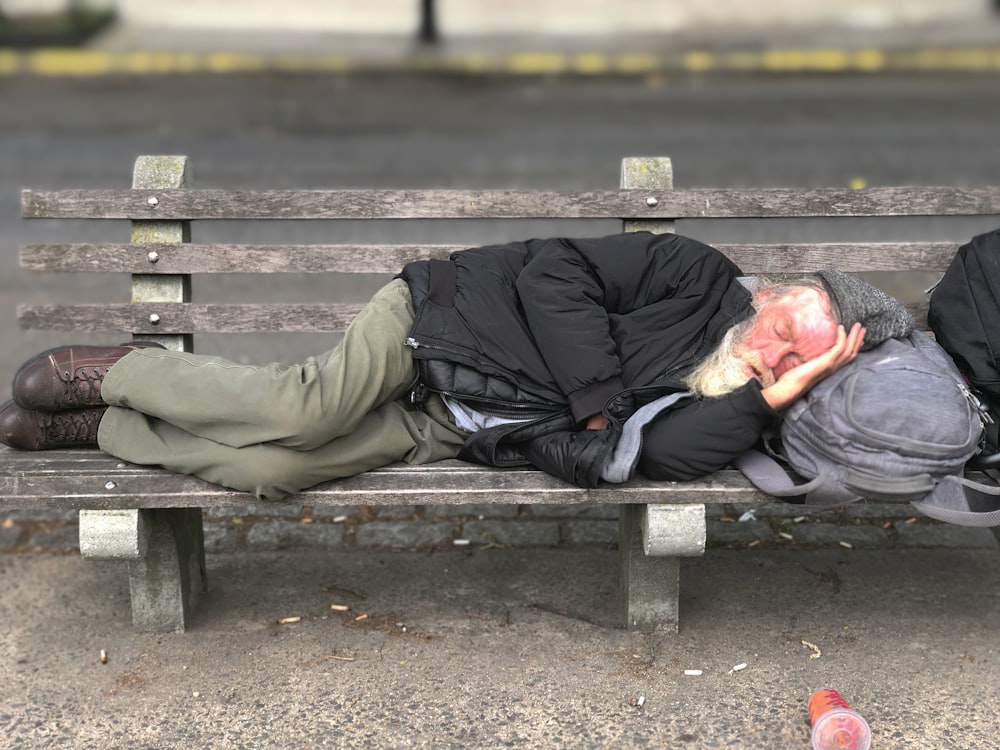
left=735, top=331, right=1000, bottom=527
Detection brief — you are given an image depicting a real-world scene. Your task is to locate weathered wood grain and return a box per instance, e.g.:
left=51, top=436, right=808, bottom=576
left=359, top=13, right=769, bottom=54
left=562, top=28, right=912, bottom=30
left=20, top=243, right=462, bottom=274
left=22, top=186, right=1000, bottom=220
left=16, top=300, right=934, bottom=333
left=0, top=448, right=760, bottom=509
left=17, top=302, right=366, bottom=333
left=20, top=241, right=962, bottom=274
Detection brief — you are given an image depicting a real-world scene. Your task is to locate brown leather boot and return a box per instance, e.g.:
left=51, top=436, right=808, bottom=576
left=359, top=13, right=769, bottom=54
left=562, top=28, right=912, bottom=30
left=0, top=400, right=105, bottom=451
left=12, top=342, right=163, bottom=412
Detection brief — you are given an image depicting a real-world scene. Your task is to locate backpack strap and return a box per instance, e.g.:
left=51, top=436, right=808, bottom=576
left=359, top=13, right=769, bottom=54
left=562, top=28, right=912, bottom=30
left=737, top=450, right=1000, bottom=527
left=912, top=475, right=1000, bottom=527
left=839, top=471, right=935, bottom=500
left=733, top=449, right=852, bottom=505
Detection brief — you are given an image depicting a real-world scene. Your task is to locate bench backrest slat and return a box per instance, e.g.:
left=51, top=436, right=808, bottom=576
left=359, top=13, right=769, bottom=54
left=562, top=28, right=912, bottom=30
left=18, top=156, right=1000, bottom=345
left=20, top=241, right=962, bottom=274
left=19, top=302, right=366, bottom=334
left=22, top=186, right=1000, bottom=220
left=18, top=300, right=932, bottom=335
left=21, top=243, right=463, bottom=274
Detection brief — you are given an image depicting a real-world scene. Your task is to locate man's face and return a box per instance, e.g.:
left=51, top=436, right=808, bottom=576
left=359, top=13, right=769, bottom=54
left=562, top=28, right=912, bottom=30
left=735, top=287, right=840, bottom=386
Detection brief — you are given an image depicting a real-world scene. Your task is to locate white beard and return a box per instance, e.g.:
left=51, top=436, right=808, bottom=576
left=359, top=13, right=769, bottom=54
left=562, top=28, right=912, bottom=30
left=683, top=318, right=774, bottom=398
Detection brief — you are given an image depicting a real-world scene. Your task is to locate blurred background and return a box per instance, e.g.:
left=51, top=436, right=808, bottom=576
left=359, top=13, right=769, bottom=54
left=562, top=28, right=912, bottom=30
left=2, top=0, right=1000, bottom=389
left=0, top=0, right=993, bottom=36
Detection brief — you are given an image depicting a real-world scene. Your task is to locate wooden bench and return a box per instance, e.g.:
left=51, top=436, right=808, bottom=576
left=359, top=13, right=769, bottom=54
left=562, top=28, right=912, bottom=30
left=6, top=155, right=999, bottom=633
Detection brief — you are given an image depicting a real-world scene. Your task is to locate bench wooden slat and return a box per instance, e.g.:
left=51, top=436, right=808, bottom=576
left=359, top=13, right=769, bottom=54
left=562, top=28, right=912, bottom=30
left=720, top=242, right=959, bottom=273
left=21, top=241, right=961, bottom=274
left=22, top=187, right=1000, bottom=220
left=21, top=243, right=462, bottom=274
left=0, top=448, right=764, bottom=509
left=18, top=300, right=933, bottom=333
left=18, top=302, right=365, bottom=333
left=21, top=188, right=680, bottom=220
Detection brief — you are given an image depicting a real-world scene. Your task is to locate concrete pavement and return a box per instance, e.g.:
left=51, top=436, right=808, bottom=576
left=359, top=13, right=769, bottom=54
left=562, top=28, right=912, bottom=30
left=4, top=496, right=999, bottom=747
left=3, top=538, right=999, bottom=747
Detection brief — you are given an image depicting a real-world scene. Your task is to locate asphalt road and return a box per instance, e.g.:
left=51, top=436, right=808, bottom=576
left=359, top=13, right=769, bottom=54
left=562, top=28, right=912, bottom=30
left=3, top=72, right=1000, bottom=387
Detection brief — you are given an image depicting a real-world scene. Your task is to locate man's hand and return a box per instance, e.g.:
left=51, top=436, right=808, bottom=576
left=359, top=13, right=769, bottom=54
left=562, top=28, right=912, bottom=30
left=761, top=323, right=866, bottom=411
left=585, top=413, right=610, bottom=430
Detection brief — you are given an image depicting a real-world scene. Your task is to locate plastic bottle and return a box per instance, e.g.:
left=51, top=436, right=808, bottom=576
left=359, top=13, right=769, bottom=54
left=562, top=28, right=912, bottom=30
left=808, top=689, right=872, bottom=750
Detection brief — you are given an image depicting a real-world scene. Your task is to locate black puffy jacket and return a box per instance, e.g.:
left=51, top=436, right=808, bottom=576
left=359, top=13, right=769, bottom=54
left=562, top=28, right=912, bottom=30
left=398, top=231, right=780, bottom=487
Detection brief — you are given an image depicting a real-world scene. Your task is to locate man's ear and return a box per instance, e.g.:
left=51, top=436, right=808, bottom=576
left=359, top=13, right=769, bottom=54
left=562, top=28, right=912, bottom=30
left=752, top=287, right=776, bottom=308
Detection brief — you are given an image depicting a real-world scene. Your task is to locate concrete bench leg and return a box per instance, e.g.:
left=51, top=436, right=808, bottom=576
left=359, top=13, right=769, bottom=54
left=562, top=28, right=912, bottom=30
left=619, top=503, right=707, bottom=632
left=80, top=508, right=207, bottom=632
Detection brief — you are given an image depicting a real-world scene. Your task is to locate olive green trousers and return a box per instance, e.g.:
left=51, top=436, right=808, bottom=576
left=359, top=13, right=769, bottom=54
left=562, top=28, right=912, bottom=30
left=97, top=279, right=468, bottom=501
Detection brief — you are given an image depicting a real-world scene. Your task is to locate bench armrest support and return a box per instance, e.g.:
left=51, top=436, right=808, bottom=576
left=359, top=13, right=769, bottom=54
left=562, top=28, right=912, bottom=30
left=642, top=503, right=707, bottom=557
left=79, top=509, right=150, bottom=560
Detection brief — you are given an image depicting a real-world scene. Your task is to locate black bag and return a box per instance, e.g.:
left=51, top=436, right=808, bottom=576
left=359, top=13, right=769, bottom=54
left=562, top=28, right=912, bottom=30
left=928, top=228, right=1000, bottom=457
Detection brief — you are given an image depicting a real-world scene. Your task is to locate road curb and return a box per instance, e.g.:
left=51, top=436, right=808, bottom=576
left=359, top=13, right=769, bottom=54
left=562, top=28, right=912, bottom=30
left=3, top=45, right=1000, bottom=77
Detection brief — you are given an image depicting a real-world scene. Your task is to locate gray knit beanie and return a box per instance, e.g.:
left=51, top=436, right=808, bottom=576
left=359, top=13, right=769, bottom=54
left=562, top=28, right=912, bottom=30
left=815, top=269, right=914, bottom=351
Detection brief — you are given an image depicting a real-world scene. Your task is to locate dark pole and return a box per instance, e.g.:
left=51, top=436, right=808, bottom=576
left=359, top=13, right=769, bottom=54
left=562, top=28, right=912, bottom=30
left=418, top=0, right=439, bottom=45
